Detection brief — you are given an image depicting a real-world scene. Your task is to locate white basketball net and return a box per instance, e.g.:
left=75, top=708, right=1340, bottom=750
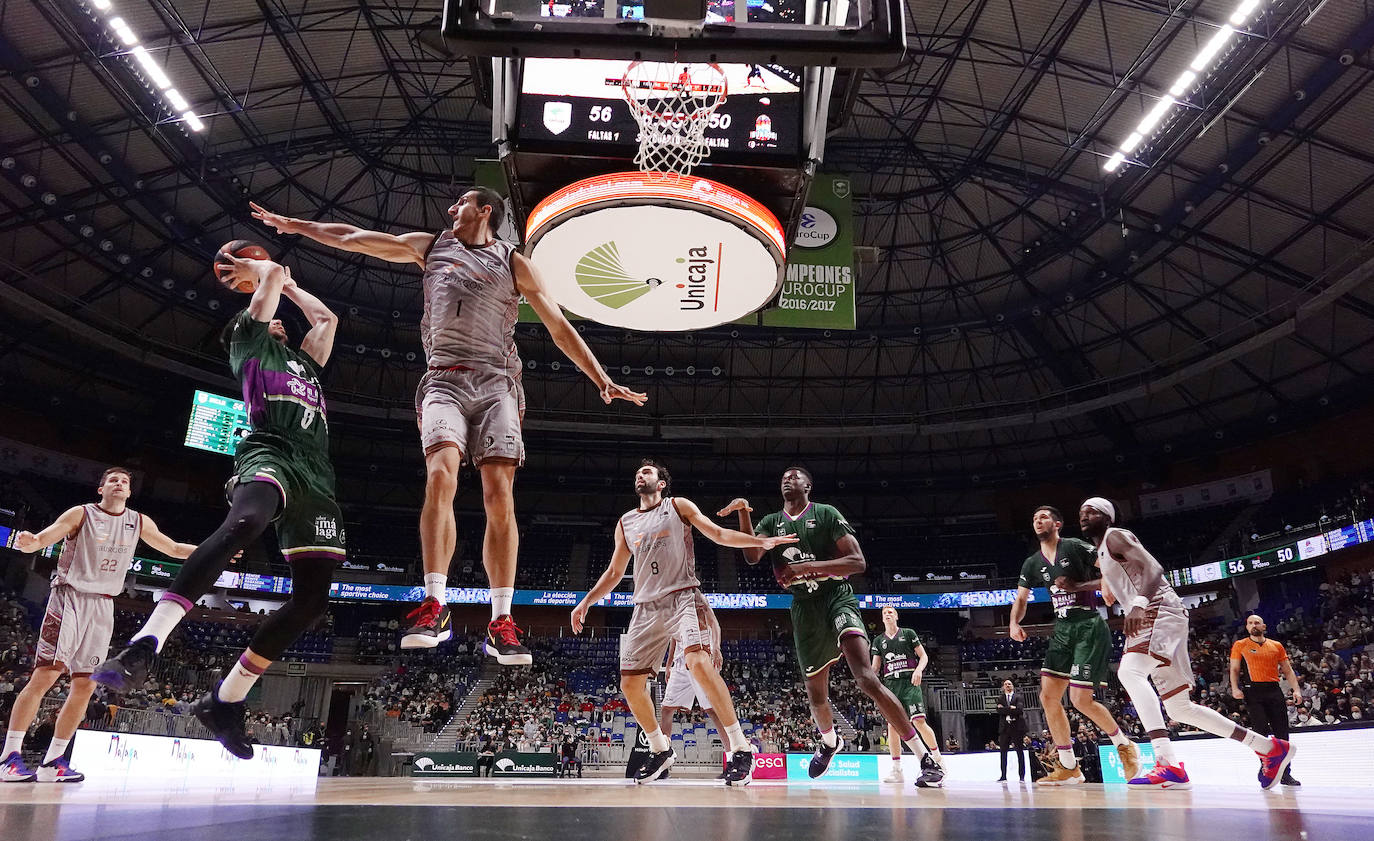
left=621, top=61, right=728, bottom=177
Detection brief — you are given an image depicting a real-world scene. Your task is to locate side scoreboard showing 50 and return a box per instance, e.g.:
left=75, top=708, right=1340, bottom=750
left=184, top=390, right=251, bottom=456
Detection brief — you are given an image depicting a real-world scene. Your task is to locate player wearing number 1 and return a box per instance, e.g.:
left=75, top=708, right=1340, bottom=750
left=250, top=191, right=646, bottom=666
left=722, top=468, right=945, bottom=788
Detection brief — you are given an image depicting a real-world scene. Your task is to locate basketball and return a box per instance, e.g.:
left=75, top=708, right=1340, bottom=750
left=214, top=239, right=271, bottom=293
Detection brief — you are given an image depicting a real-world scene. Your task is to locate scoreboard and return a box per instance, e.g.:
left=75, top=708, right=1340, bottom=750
left=1165, top=516, right=1374, bottom=588
left=184, top=390, right=251, bottom=456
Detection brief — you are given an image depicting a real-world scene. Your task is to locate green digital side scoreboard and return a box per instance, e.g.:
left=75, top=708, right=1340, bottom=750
left=184, top=390, right=251, bottom=456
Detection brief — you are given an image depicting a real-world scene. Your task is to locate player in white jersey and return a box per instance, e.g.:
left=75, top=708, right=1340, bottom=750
left=659, top=633, right=728, bottom=760
left=250, top=191, right=646, bottom=665
left=1, top=467, right=195, bottom=784
left=571, top=460, right=797, bottom=785
left=1079, top=498, right=1296, bottom=791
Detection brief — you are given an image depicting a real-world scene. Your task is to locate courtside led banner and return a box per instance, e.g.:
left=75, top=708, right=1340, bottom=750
left=524, top=173, right=786, bottom=331
left=71, top=731, right=319, bottom=784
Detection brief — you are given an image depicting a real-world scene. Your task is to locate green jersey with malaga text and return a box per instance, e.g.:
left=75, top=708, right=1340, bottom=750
left=871, top=628, right=923, bottom=680
left=755, top=502, right=855, bottom=601
left=228, top=309, right=330, bottom=458
left=1017, top=537, right=1101, bottom=622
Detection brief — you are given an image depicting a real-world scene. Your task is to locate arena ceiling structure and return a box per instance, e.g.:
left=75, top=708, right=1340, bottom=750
left=2, top=0, right=1374, bottom=506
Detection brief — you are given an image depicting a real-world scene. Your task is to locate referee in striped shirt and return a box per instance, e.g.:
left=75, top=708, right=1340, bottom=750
left=1230, top=613, right=1303, bottom=786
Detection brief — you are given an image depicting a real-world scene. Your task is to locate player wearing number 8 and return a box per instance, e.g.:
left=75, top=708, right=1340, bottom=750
left=249, top=190, right=646, bottom=665
left=721, top=468, right=946, bottom=787
left=571, top=459, right=797, bottom=785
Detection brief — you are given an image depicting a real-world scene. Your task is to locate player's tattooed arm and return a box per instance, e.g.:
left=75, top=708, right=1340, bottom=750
left=514, top=252, right=647, bottom=407
left=13, top=505, right=85, bottom=553
left=250, top=201, right=433, bottom=267
left=674, top=498, right=797, bottom=551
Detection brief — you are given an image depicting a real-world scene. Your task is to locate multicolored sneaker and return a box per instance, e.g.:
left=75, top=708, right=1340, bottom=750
left=1128, top=761, right=1191, bottom=790
left=1117, top=741, right=1142, bottom=782
left=915, top=753, right=946, bottom=789
left=723, top=750, right=754, bottom=786
left=37, top=757, right=86, bottom=783
left=1037, top=764, right=1085, bottom=786
left=1257, top=738, right=1295, bottom=791
left=807, top=738, right=841, bottom=778
left=634, top=749, right=675, bottom=784
left=92, top=636, right=158, bottom=692
left=484, top=615, right=532, bottom=666
left=400, top=597, right=452, bottom=649
left=1, top=751, right=36, bottom=783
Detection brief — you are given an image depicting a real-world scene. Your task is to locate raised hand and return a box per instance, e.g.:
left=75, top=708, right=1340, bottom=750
left=249, top=201, right=297, bottom=235
left=717, top=498, right=752, bottom=517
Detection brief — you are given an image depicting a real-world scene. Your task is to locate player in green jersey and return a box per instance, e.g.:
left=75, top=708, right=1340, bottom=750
left=870, top=606, right=942, bottom=783
left=721, top=467, right=945, bottom=788
left=1007, top=505, right=1139, bottom=785
left=96, top=255, right=347, bottom=759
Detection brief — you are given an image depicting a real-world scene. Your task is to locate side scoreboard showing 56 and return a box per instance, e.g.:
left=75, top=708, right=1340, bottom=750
left=184, top=390, right=251, bottom=456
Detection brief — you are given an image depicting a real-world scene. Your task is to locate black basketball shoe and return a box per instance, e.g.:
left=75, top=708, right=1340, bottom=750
left=808, top=738, right=841, bottom=778
left=92, top=637, right=158, bottom=692
left=191, top=691, right=254, bottom=760
left=485, top=615, right=533, bottom=666
left=633, top=749, right=675, bottom=784
left=723, top=750, right=755, bottom=786
left=401, top=597, right=452, bottom=649
left=916, top=753, right=946, bottom=789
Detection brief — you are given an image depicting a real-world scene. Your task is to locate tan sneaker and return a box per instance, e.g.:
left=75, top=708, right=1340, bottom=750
left=1037, top=764, right=1085, bottom=786
left=1117, top=742, right=1142, bottom=782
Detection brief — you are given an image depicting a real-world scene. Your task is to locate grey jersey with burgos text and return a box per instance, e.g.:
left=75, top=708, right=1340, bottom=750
left=619, top=498, right=700, bottom=604
left=420, top=231, right=521, bottom=373
left=53, top=504, right=142, bottom=596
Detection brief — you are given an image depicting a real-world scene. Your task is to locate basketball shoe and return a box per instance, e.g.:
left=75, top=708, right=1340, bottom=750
left=1256, top=738, right=1295, bottom=791
left=92, top=636, right=158, bottom=692
left=1128, top=761, right=1191, bottom=790
left=1117, top=741, right=1142, bottom=782
left=634, top=748, right=675, bottom=784
left=192, top=692, right=254, bottom=760
left=808, top=737, right=841, bottom=778
left=1, top=752, right=36, bottom=783
left=1037, top=764, right=1085, bottom=786
left=400, top=597, right=452, bottom=649
left=485, top=615, right=533, bottom=665
left=883, top=765, right=904, bottom=783
left=37, top=757, right=86, bottom=783
left=915, top=753, right=946, bottom=789
left=723, top=750, right=754, bottom=786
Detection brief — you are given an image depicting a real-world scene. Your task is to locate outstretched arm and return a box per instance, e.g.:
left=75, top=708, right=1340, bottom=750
left=250, top=201, right=434, bottom=267
left=673, top=498, right=797, bottom=551
left=13, top=506, right=85, bottom=553
left=513, top=253, right=647, bottom=407
left=139, top=515, right=196, bottom=559
left=571, top=521, right=632, bottom=633
left=280, top=268, right=340, bottom=367
left=717, top=498, right=765, bottom=565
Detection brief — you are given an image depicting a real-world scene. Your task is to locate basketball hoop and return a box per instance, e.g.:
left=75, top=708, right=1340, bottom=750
left=620, top=61, right=727, bottom=177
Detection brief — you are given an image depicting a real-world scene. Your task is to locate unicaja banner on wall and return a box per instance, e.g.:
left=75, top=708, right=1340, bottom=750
left=761, top=173, right=855, bottom=329
left=412, top=751, right=558, bottom=777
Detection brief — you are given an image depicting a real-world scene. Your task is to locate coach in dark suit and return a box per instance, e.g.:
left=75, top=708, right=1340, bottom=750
left=997, top=678, right=1028, bottom=781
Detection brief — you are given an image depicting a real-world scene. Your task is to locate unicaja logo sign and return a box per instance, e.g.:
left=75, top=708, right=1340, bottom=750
left=526, top=173, right=786, bottom=331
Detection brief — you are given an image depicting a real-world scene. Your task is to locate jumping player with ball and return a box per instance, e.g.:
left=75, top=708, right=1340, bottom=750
left=95, top=244, right=348, bottom=760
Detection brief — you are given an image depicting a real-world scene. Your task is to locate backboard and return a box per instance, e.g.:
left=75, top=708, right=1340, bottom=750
left=442, top=0, right=907, bottom=67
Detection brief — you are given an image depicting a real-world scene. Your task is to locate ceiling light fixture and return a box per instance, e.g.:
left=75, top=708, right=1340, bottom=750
left=96, top=3, right=205, bottom=132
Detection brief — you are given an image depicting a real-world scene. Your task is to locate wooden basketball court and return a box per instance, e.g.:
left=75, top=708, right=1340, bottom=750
left=1, top=777, right=1362, bottom=841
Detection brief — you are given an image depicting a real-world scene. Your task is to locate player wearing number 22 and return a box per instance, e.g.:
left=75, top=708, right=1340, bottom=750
left=571, top=460, right=796, bottom=786
left=723, top=468, right=945, bottom=788
left=249, top=191, right=645, bottom=666
left=1, top=468, right=197, bottom=783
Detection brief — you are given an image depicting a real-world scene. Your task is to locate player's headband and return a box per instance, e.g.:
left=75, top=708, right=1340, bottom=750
left=1081, top=497, right=1116, bottom=524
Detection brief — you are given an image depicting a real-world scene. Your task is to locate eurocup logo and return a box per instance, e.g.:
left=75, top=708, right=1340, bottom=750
left=793, top=207, right=837, bottom=249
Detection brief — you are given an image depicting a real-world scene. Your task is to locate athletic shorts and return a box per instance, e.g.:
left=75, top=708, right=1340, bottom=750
left=228, top=441, right=346, bottom=565
left=620, top=588, right=715, bottom=675
left=1042, top=615, right=1112, bottom=688
left=36, top=585, right=114, bottom=676
left=662, top=622, right=721, bottom=710
left=1127, top=603, right=1194, bottom=700
left=791, top=584, right=867, bottom=678
left=883, top=675, right=926, bottom=719
left=417, top=366, right=526, bottom=466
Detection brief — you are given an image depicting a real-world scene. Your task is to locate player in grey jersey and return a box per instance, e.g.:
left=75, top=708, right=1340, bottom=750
left=251, top=190, right=646, bottom=665
left=571, top=460, right=797, bottom=784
